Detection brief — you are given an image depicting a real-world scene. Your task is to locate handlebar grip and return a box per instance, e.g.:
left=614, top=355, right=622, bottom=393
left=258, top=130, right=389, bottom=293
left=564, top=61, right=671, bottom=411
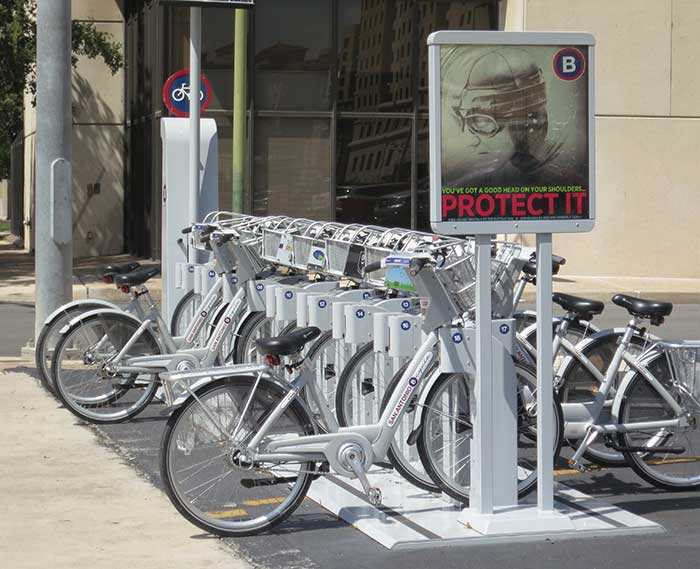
left=552, top=254, right=566, bottom=266
left=363, top=261, right=383, bottom=275
left=181, top=226, right=193, bottom=235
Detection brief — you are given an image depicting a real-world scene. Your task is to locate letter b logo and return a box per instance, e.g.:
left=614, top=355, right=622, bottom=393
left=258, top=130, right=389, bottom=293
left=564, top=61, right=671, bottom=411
left=554, top=48, right=585, bottom=81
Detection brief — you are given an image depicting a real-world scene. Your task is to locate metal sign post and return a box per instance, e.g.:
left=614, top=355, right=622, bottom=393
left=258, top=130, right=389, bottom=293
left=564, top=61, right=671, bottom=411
left=188, top=7, right=202, bottom=264
left=159, top=0, right=255, bottom=262
left=428, top=30, right=595, bottom=535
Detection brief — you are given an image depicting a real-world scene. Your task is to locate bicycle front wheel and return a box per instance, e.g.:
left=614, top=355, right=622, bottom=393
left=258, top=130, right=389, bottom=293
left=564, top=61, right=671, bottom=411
left=35, top=301, right=112, bottom=396
left=618, top=354, right=700, bottom=491
left=161, top=376, right=316, bottom=537
left=53, top=312, right=161, bottom=423
left=418, top=364, right=563, bottom=504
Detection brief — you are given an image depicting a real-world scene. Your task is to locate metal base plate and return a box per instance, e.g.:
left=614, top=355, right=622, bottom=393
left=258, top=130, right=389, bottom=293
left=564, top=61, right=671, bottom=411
left=306, top=469, right=663, bottom=550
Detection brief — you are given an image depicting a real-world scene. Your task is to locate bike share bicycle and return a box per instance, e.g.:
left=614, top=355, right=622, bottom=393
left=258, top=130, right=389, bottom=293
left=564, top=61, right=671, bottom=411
left=49, top=217, right=310, bottom=423
left=158, top=238, right=565, bottom=536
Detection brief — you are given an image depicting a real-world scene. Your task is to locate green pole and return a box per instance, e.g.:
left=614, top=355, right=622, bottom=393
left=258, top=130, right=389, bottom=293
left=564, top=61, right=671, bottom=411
left=232, top=9, right=248, bottom=213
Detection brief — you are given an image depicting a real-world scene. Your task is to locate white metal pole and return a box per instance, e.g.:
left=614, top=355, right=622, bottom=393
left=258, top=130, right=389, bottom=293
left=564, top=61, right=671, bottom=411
left=473, top=233, right=493, bottom=514
left=188, top=7, right=202, bottom=264
left=536, top=232, right=555, bottom=511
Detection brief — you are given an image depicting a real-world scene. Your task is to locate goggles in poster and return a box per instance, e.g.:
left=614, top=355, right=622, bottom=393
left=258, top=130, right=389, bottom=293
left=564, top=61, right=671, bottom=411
left=452, top=109, right=503, bottom=138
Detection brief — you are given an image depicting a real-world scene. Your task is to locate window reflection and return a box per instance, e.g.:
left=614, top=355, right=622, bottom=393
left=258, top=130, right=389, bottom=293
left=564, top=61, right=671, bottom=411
left=255, top=0, right=332, bottom=110
left=336, top=117, right=412, bottom=227
left=417, top=1, right=496, bottom=111
left=416, top=118, right=430, bottom=231
left=337, top=0, right=415, bottom=112
left=254, top=118, right=331, bottom=219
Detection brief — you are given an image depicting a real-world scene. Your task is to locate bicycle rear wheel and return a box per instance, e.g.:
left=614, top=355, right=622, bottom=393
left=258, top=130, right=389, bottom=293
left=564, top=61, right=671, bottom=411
left=161, top=376, right=316, bottom=537
left=418, top=364, right=563, bottom=504
left=618, top=355, right=700, bottom=491
left=53, top=312, right=161, bottom=424
left=558, top=332, right=647, bottom=466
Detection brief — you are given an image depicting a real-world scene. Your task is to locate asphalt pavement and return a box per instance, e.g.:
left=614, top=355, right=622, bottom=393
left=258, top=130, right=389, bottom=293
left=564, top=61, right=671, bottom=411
left=0, top=303, right=34, bottom=357
left=3, top=302, right=700, bottom=569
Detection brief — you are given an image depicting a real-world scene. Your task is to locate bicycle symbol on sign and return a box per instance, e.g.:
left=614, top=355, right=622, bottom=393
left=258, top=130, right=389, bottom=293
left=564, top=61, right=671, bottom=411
left=171, top=83, right=205, bottom=103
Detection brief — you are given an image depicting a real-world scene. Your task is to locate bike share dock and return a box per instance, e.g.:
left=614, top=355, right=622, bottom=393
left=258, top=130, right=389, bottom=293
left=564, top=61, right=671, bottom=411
left=308, top=472, right=662, bottom=549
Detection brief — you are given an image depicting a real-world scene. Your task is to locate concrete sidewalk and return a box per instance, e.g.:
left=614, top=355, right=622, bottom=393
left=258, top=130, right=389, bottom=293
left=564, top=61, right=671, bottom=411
left=0, top=236, right=160, bottom=304
left=0, top=366, right=250, bottom=569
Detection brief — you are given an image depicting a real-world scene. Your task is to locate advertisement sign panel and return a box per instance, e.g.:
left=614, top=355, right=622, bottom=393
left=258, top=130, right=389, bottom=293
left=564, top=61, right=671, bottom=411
left=428, top=32, right=595, bottom=235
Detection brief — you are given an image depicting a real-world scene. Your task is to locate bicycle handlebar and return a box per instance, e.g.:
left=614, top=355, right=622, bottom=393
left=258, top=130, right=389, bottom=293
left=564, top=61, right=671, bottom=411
left=363, top=261, right=383, bottom=275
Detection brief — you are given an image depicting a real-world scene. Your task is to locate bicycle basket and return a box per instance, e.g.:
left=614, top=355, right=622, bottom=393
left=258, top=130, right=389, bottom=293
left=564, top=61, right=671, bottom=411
left=665, top=342, right=700, bottom=403
left=434, top=252, right=478, bottom=315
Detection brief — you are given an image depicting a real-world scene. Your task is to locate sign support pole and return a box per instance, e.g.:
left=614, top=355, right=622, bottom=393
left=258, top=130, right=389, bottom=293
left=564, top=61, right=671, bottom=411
left=188, top=7, right=202, bottom=264
left=536, top=232, right=555, bottom=512
left=473, top=233, right=494, bottom=514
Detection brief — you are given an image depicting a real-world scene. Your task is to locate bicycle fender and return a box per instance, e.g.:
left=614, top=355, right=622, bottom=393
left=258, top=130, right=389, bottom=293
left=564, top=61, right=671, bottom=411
left=59, top=308, right=143, bottom=336
left=610, top=350, right=665, bottom=423
left=43, top=298, right=119, bottom=326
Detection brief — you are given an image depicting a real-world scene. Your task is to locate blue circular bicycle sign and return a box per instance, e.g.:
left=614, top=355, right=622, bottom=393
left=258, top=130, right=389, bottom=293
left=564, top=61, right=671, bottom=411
left=162, top=70, right=212, bottom=118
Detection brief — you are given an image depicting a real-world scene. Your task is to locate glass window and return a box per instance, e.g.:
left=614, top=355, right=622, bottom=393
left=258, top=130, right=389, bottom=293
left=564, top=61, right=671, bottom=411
left=254, top=0, right=332, bottom=111
left=337, top=0, right=415, bottom=112
left=417, top=1, right=498, bottom=111
left=336, top=117, right=412, bottom=228
left=254, top=118, right=331, bottom=219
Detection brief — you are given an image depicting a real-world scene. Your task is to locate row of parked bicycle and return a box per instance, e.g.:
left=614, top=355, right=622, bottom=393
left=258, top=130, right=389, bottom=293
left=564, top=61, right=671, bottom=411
left=35, top=213, right=700, bottom=537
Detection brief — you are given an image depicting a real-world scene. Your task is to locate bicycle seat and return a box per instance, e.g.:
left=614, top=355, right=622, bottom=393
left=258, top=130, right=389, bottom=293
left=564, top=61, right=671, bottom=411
left=99, top=261, right=141, bottom=278
left=612, top=294, right=673, bottom=319
left=552, top=293, right=604, bottom=317
left=255, top=327, right=321, bottom=357
left=522, top=256, right=564, bottom=278
left=114, top=267, right=161, bottom=287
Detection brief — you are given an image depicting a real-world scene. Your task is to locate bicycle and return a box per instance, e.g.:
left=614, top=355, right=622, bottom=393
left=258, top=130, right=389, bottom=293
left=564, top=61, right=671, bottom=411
left=35, top=261, right=142, bottom=395
left=332, top=254, right=595, bottom=491
left=50, top=223, right=268, bottom=423
left=563, top=294, right=700, bottom=491
left=159, top=241, right=564, bottom=536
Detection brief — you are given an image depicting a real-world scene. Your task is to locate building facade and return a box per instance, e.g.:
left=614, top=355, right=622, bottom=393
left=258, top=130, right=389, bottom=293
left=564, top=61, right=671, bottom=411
left=16, top=0, right=700, bottom=279
left=20, top=0, right=126, bottom=258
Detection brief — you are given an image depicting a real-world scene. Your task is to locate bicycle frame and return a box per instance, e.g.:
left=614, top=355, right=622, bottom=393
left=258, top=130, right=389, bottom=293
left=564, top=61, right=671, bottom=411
left=242, top=331, right=440, bottom=468
left=563, top=319, right=689, bottom=464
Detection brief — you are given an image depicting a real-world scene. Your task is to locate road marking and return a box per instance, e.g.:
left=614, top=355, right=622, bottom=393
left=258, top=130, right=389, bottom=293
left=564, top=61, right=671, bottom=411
left=207, top=508, right=248, bottom=519
left=242, top=497, right=285, bottom=506
left=555, top=465, right=606, bottom=476
left=647, top=456, right=700, bottom=466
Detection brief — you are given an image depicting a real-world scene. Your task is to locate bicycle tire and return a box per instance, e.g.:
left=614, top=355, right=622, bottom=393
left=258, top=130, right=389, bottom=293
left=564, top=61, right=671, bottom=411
left=417, top=363, right=564, bottom=504
left=170, top=290, right=198, bottom=336
left=161, top=376, right=316, bottom=537
left=233, top=311, right=272, bottom=364
left=379, top=361, right=442, bottom=493
left=53, top=311, right=161, bottom=424
left=35, top=301, right=112, bottom=396
left=557, top=330, right=648, bottom=467
left=617, top=354, right=700, bottom=491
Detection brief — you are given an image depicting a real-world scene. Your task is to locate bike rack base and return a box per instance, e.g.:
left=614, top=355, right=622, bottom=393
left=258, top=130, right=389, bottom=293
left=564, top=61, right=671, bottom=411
left=307, top=470, right=663, bottom=550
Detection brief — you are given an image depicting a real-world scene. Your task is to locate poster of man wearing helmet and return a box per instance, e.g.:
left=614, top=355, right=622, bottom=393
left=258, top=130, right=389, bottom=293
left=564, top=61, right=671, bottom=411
left=428, top=32, right=595, bottom=235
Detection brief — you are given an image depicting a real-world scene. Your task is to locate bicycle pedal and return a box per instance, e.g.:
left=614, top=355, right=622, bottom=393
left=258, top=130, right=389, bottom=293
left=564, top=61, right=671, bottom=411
left=367, top=487, right=382, bottom=507
left=567, top=459, right=588, bottom=473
